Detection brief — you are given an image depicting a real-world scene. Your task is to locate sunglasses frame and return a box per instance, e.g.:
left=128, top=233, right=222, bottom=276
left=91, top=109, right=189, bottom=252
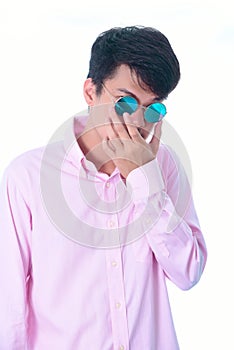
left=102, top=83, right=167, bottom=123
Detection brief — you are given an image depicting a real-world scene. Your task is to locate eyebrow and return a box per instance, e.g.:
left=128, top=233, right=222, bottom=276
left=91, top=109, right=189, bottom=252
left=116, top=88, right=161, bottom=103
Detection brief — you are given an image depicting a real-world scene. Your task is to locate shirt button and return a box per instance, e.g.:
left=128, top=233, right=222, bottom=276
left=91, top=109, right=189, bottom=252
left=115, top=302, right=121, bottom=309
left=119, top=345, right=125, bottom=350
left=111, top=261, right=117, bottom=267
left=146, top=216, right=151, bottom=224
left=108, top=220, right=115, bottom=228
left=106, top=182, right=111, bottom=188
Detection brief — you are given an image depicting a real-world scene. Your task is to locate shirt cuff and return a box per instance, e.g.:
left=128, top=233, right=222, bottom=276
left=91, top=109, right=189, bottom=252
left=126, top=159, right=165, bottom=201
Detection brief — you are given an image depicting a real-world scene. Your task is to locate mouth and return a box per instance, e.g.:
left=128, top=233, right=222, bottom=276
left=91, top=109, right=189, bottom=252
left=138, top=128, right=148, bottom=139
left=138, top=129, right=144, bottom=137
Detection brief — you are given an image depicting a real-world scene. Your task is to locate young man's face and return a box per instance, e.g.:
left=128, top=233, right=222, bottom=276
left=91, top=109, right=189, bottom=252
left=84, top=64, right=163, bottom=141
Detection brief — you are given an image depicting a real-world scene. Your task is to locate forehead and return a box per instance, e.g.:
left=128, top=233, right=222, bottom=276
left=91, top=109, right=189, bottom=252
left=104, top=64, right=159, bottom=102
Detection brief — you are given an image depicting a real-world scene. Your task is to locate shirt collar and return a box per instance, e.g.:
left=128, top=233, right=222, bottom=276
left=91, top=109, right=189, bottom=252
left=63, top=114, right=86, bottom=167
left=63, top=114, right=104, bottom=174
left=62, top=113, right=122, bottom=180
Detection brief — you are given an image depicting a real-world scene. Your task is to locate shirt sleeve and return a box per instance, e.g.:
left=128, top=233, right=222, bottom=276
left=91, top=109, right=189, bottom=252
left=126, top=144, right=207, bottom=290
left=0, top=165, right=31, bottom=349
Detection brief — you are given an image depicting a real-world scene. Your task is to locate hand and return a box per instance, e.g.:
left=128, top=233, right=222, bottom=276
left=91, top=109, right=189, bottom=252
left=102, top=107, right=162, bottom=178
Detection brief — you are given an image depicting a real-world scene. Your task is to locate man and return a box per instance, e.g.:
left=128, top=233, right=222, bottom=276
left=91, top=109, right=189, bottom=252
left=0, top=26, right=207, bottom=349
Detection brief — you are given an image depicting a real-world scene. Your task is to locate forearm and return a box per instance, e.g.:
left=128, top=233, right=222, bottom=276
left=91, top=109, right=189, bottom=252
left=0, top=167, right=31, bottom=348
left=126, top=157, right=207, bottom=290
left=145, top=195, right=207, bottom=290
left=0, top=231, right=28, bottom=349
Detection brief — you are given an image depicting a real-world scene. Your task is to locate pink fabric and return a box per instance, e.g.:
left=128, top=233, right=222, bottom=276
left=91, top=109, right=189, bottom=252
left=0, top=116, right=207, bottom=349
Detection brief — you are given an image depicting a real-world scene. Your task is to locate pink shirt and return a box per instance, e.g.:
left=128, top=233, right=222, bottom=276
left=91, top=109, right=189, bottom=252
left=0, top=115, right=207, bottom=350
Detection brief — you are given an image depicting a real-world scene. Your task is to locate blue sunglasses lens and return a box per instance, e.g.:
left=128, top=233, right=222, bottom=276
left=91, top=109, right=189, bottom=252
left=115, top=96, right=138, bottom=116
left=144, top=103, right=167, bottom=123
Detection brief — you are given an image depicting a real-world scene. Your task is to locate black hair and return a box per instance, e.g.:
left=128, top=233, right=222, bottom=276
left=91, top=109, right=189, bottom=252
left=87, top=25, right=180, bottom=100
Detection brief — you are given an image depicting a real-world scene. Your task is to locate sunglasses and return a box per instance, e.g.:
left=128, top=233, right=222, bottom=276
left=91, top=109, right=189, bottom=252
left=102, top=84, right=167, bottom=123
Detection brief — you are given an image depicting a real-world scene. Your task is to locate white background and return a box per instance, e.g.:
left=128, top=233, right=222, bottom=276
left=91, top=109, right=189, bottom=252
left=0, top=0, right=233, bottom=348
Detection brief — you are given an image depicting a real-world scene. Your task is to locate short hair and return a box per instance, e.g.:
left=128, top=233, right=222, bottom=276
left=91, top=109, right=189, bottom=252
left=87, top=25, right=180, bottom=100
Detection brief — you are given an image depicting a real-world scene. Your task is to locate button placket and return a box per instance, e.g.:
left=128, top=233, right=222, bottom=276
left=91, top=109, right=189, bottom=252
left=105, top=248, right=129, bottom=350
left=103, top=177, right=116, bottom=202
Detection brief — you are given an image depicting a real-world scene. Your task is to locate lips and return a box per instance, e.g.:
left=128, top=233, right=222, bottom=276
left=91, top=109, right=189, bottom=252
left=138, top=128, right=147, bottom=138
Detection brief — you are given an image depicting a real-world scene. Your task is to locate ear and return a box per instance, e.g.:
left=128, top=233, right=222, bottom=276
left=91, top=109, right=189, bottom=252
left=83, top=78, right=97, bottom=106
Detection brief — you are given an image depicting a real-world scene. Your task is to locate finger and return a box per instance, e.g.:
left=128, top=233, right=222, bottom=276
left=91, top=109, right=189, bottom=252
left=102, top=137, right=116, bottom=154
left=149, top=121, right=162, bottom=153
left=122, top=112, right=143, bottom=142
left=109, top=106, right=131, bottom=140
left=105, top=106, right=126, bottom=144
left=105, top=117, right=119, bottom=141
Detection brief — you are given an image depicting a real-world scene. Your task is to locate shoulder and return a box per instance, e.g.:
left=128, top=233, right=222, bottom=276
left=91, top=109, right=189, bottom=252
left=3, top=140, right=66, bottom=177
left=157, top=142, right=192, bottom=188
left=1, top=141, right=57, bottom=185
left=3, top=147, right=45, bottom=181
left=157, top=142, right=179, bottom=172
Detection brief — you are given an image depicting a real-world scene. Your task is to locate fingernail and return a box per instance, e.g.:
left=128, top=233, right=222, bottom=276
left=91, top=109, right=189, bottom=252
left=123, top=112, right=129, bottom=118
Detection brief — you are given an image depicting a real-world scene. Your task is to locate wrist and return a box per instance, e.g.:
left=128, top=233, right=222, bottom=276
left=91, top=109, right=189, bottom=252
left=117, top=162, right=138, bottom=179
